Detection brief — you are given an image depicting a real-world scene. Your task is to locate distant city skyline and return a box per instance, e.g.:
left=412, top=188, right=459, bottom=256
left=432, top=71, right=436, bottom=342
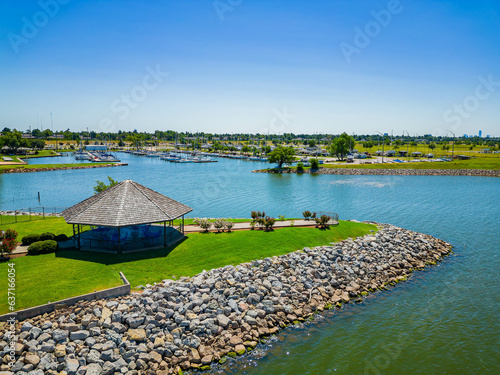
left=1, top=0, right=499, bottom=137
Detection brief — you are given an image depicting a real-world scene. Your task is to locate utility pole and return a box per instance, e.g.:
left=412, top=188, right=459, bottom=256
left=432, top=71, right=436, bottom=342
left=447, top=130, right=455, bottom=160
left=376, top=131, right=384, bottom=163
left=404, top=130, right=410, bottom=162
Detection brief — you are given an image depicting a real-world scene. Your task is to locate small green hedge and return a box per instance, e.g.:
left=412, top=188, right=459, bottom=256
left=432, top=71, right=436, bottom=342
left=40, top=232, right=56, bottom=241
left=21, top=234, right=41, bottom=246
left=55, top=234, right=69, bottom=242
left=27, top=240, right=59, bottom=255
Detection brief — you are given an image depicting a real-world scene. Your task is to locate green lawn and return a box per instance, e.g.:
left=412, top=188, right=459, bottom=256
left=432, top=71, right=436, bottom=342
left=24, top=150, right=61, bottom=158
left=320, top=157, right=500, bottom=170
left=0, top=221, right=376, bottom=314
left=0, top=154, right=23, bottom=163
left=0, top=216, right=78, bottom=239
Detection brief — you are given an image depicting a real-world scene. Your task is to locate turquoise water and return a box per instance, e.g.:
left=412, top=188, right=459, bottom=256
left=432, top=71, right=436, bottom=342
left=1, top=153, right=499, bottom=373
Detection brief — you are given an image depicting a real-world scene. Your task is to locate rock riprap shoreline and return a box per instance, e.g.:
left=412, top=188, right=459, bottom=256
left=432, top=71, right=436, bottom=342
left=0, top=223, right=452, bottom=375
left=1, top=164, right=121, bottom=174
left=253, top=167, right=500, bottom=177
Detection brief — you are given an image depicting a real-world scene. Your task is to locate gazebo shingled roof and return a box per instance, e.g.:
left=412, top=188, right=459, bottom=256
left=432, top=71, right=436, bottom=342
left=61, top=180, right=192, bottom=227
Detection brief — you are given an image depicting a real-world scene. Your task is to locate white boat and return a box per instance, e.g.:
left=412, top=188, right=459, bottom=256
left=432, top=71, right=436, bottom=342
left=74, top=151, right=91, bottom=160
left=176, top=159, right=194, bottom=163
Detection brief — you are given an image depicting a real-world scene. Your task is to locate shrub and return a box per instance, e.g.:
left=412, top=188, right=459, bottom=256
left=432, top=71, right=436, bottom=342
left=40, top=232, right=56, bottom=241
left=251, top=211, right=267, bottom=229
left=297, top=162, right=304, bottom=173
left=27, top=240, right=59, bottom=255
left=213, top=219, right=225, bottom=232
left=0, top=229, right=18, bottom=255
left=224, top=221, right=234, bottom=232
left=22, top=234, right=41, bottom=246
left=303, top=210, right=312, bottom=220
left=250, top=222, right=255, bottom=230
left=3, top=229, right=17, bottom=240
left=310, top=158, right=320, bottom=170
left=278, top=215, right=286, bottom=222
left=263, top=216, right=276, bottom=231
left=195, top=218, right=212, bottom=232
left=55, top=234, right=69, bottom=242
left=315, top=215, right=331, bottom=229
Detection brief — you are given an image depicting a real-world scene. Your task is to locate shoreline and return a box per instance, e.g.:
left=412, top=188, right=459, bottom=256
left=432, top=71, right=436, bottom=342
left=0, top=222, right=452, bottom=374
left=253, top=167, right=500, bottom=177
left=0, top=163, right=125, bottom=174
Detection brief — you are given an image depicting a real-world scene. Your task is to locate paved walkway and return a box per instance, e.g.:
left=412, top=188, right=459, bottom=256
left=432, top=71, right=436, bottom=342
left=184, top=219, right=321, bottom=233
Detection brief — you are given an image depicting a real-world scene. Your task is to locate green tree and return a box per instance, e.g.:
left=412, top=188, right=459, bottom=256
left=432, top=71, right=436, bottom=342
left=267, top=146, right=295, bottom=168
left=310, top=158, right=320, bottom=170
left=31, top=139, right=45, bottom=150
left=330, top=133, right=355, bottom=160
left=94, top=177, right=119, bottom=194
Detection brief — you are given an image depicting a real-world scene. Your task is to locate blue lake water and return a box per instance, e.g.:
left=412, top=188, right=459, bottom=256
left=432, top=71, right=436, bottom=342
left=1, top=153, right=499, bottom=374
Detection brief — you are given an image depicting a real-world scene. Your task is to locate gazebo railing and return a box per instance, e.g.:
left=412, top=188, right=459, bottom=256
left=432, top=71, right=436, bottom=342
left=77, top=223, right=184, bottom=252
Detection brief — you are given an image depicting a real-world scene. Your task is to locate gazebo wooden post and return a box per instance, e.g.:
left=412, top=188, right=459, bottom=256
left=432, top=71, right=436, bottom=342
left=77, top=225, right=81, bottom=249
left=118, top=227, right=122, bottom=254
left=182, top=215, right=185, bottom=234
left=164, top=222, right=167, bottom=247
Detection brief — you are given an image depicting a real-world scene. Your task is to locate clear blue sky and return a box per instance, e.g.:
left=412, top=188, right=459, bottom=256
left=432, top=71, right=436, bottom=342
left=1, top=0, right=499, bottom=137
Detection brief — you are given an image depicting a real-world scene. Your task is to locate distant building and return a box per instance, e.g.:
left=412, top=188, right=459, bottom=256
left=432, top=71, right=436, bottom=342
left=479, top=130, right=482, bottom=137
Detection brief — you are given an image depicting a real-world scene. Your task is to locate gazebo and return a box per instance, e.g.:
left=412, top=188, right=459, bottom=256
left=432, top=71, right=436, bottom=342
left=61, top=180, right=192, bottom=253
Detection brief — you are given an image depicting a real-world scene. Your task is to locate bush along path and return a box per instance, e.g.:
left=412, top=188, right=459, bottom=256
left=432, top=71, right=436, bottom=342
left=0, top=223, right=452, bottom=375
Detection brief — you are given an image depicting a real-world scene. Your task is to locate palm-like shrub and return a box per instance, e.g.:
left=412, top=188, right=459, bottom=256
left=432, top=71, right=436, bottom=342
left=263, top=217, right=276, bottom=231
left=303, top=210, right=312, bottom=220
left=315, top=215, right=331, bottom=229
left=224, top=221, right=234, bottom=232
left=213, top=219, right=225, bottom=232
left=251, top=211, right=267, bottom=229
left=194, top=218, right=212, bottom=232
